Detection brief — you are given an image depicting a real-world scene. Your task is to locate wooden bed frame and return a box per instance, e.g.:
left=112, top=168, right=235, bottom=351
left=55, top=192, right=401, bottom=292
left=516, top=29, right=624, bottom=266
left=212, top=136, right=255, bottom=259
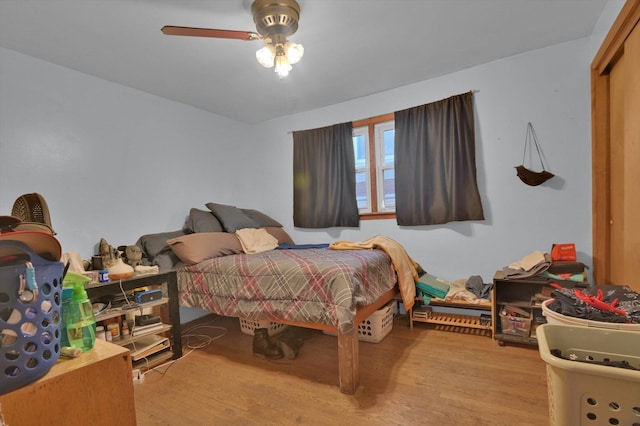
left=274, top=286, right=397, bottom=395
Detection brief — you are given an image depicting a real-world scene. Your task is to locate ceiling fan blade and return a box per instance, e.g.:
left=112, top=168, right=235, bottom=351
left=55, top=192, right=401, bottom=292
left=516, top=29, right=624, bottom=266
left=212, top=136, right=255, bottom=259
left=161, top=26, right=260, bottom=41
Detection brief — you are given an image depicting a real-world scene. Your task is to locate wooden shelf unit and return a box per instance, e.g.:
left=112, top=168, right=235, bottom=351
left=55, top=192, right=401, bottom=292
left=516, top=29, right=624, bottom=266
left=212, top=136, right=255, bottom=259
left=410, top=299, right=492, bottom=336
left=492, top=270, right=588, bottom=346
left=85, top=270, right=182, bottom=364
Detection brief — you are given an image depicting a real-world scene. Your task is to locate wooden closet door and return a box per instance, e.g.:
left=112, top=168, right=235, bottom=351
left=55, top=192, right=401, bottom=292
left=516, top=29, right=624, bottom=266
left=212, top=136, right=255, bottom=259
left=592, top=0, right=640, bottom=291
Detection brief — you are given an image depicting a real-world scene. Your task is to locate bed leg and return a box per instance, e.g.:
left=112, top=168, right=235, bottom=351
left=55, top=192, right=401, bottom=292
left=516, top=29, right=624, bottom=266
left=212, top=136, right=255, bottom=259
left=337, top=330, right=359, bottom=395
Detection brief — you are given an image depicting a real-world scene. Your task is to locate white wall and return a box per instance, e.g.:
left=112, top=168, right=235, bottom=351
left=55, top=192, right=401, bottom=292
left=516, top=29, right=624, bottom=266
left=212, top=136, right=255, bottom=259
left=248, top=38, right=594, bottom=283
left=0, top=47, right=251, bottom=254
left=0, top=0, right=623, bottom=284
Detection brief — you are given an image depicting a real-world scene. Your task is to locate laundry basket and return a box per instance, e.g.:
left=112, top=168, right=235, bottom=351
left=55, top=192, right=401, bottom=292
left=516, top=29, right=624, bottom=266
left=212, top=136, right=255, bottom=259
left=537, top=324, right=640, bottom=426
left=0, top=241, right=63, bottom=395
left=542, top=298, right=640, bottom=331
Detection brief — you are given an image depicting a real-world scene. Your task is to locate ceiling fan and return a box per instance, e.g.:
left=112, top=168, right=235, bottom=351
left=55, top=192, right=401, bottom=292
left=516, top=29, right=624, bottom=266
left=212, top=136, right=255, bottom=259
left=161, top=0, right=304, bottom=78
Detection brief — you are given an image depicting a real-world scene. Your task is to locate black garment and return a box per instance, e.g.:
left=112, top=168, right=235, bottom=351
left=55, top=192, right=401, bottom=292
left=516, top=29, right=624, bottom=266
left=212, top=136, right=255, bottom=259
left=548, top=285, right=640, bottom=324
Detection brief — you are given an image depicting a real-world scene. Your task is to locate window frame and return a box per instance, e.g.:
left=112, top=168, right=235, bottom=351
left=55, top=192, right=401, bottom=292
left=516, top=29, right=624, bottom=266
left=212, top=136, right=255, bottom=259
left=352, top=113, right=396, bottom=220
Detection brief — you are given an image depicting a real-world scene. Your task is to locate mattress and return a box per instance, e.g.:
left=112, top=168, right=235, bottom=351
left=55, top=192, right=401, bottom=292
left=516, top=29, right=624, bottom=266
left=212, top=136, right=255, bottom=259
left=176, top=247, right=397, bottom=334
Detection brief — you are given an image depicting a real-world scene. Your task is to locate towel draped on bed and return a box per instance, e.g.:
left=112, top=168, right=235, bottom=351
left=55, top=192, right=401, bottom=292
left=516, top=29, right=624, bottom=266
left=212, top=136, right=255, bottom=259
left=235, top=228, right=278, bottom=254
left=329, top=235, right=418, bottom=311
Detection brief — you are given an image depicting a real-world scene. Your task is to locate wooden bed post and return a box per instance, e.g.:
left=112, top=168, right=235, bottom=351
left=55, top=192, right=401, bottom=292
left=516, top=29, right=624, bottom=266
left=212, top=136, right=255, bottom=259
left=337, top=331, right=359, bottom=395
left=334, top=287, right=396, bottom=394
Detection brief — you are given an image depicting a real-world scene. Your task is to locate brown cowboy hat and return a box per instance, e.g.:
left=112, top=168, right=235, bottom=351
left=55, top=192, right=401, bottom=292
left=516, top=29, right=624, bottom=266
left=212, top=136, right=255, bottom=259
left=0, top=216, right=61, bottom=261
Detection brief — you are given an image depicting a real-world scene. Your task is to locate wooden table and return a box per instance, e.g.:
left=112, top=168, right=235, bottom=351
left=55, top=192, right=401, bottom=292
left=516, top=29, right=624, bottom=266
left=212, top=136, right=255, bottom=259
left=0, top=340, right=136, bottom=425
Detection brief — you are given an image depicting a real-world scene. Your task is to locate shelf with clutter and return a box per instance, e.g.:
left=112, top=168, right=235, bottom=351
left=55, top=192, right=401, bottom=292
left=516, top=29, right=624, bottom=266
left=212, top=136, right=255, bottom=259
left=56, top=236, right=182, bottom=370
left=90, top=287, right=174, bottom=371
left=409, top=273, right=493, bottom=336
left=83, top=269, right=182, bottom=371
left=492, top=245, right=590, bottom=347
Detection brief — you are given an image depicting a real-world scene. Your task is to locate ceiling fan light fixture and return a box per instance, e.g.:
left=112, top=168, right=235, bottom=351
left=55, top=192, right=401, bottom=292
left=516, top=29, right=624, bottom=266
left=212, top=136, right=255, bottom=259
left=274, top=53, right=292, bottom=78
left=256, top=39, right=302, bottom=76
left=256, top=44, right=276, bottom=68
left=253, top=0, right=302, bottom=77
left=284, top=41, right=304, bottom=64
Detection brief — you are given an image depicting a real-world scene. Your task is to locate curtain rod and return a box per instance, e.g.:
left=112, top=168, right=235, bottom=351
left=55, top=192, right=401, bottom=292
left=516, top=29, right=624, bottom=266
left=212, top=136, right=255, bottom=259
left=288, top=89, right=479, bottom=134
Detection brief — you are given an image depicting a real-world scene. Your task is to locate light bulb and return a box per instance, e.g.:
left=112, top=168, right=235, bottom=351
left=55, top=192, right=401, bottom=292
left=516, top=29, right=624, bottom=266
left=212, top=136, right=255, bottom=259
left=274, top=54, right=292, bottom=78
left=285, top=41, right=304, bottom=65
left=256, top=45, right=275, bottom=68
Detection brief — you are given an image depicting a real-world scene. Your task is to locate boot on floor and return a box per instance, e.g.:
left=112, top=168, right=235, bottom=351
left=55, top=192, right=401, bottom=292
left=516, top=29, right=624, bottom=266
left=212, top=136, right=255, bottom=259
left=252, top=328, right=283, bottom=360
left=274, top=328, right=304, bottom=359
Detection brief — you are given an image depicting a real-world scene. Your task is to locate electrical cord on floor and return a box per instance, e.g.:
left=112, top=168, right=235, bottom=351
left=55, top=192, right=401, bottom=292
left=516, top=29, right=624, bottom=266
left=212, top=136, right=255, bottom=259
left=181, top=314, right=228, bottom=350
left=135, top=315, right=228, bottom=382
left=136, top=348, right=193, bottom=380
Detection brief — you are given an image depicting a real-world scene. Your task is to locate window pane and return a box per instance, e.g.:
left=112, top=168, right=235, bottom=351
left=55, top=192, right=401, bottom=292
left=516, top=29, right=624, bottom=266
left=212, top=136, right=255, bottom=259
left=375, top=121, right=395, bottom=211
left=383, top=129, right=394, bottom=166
left=355, top=171, right=368, bottom=210
left=382, top=169, right=395, bottom=209
left=353, top=134, right=366, bottom=169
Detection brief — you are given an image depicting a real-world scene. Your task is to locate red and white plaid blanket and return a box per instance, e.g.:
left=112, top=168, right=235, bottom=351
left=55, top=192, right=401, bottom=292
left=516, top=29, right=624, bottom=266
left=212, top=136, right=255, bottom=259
left=176, top=247, right=396, bottom=334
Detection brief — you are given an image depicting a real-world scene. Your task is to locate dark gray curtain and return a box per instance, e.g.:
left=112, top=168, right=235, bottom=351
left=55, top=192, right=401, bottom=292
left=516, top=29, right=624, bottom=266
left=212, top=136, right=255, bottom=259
left=293, top=122, right=359, bottom=228
left=394, top=92, right=484, bottom=225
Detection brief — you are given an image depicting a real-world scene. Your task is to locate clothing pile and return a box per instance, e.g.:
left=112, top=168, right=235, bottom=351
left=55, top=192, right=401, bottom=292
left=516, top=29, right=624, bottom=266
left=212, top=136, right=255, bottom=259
left=502, top=250, right=551, bottom=279
left=546, top=285, right=640, bottom=324
left=415, top=274, right=492, bottom=304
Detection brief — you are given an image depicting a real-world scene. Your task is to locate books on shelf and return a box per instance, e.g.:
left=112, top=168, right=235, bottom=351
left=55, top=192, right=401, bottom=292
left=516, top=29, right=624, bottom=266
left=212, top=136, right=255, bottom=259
left=412, top=306, right=432, bottom=319
left=532, top=290, right=553, bottom=306
left=131, top=322, right=165, bottom=336
left=415, top=273, right=451, bottom=299
left=132, top=348, right=172, bottom=370
left=124, top=334, right=170, bottom=361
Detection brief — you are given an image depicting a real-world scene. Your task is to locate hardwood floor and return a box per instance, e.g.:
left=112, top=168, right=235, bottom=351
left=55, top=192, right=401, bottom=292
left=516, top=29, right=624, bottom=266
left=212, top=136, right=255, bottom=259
left=134, top=314, right=550, bottom=425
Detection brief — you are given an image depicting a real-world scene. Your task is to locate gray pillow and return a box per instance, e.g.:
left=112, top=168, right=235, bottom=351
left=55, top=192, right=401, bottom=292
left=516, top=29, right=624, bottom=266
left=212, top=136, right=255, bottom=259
left=263, top=227, right=294, bottom=245
left=184, top=208, right=224, bottom=233
left=135, top=229, right=187, bottom=261
left=152, top=251, right=181, bottom=270
left=205, top=202, right=259, bottom=233
left=241, top=209, right=283, bottom=228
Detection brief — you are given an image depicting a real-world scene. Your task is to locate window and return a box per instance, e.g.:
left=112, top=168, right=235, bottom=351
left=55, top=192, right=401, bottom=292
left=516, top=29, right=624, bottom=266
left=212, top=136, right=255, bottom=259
left=352, top=113, right=395, bottom=218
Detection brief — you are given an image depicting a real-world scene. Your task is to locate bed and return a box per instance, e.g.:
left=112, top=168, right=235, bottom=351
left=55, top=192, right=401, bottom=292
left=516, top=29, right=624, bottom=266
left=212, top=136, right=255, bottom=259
left=176, top=246, right=398, bottom=394
left=136, top=205, right=417, bottom=394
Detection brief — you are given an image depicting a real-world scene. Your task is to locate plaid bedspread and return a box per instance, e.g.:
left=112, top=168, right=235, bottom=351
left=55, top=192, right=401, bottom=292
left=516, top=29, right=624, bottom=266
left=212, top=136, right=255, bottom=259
left=176, top=247, right=396, bottom=334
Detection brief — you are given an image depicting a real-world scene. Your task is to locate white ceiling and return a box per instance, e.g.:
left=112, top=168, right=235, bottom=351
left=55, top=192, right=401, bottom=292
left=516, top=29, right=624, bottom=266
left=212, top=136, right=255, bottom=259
left=0, top=0, right=609, bottom=124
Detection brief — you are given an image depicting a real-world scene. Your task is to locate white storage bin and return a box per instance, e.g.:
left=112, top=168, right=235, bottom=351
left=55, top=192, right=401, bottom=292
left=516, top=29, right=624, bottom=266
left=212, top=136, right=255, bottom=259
left=238, top=318, right=287, bottom=336
left=324, top=301, right=395, bottom=343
